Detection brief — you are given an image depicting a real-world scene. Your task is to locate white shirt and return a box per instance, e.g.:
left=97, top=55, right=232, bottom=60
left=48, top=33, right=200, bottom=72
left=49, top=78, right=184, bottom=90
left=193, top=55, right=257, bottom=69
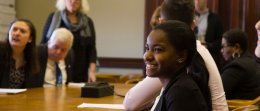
left=195, top=11, right=209, bottom=44
left=150, top=88, right=164, bottom=111
left=44, top=59, right=67, bottom=86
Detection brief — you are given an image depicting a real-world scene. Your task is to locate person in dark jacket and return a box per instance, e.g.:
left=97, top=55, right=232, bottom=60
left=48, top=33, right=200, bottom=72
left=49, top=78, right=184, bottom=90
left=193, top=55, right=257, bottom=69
left=221, top=29, right=260, bottom=99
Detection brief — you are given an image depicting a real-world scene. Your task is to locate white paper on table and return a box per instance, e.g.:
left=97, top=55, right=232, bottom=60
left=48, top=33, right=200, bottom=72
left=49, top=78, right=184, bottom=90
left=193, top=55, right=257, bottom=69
left=67, top=82, right=85, bottom=87
left=0, top=88, right=27, bottom=94
left=77, top=103, right=125, bottom=109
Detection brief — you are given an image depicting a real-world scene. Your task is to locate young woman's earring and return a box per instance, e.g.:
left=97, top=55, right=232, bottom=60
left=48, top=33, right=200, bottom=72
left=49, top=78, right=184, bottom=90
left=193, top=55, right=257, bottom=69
left=176, top=58, right=184, bottom=63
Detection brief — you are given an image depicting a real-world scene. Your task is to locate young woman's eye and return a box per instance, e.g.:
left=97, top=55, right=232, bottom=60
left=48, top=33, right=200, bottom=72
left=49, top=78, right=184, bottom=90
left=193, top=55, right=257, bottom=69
left=20, top=29, right=26, bottom=34
left=145, top=46, right=149, bottom=51
left=153, top=47, right=163, bottom=52
left=12, top=27, right=18, bottom=32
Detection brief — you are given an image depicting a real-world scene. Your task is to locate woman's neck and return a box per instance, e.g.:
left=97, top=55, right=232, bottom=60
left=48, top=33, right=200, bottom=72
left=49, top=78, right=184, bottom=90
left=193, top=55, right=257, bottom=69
left=159, top=77, right=170, bottom=88
left=159, top=65, right=186, bottom=88
left=66, top=11, right=78, bottom=24
left=12, top=47, right=25, bottom=69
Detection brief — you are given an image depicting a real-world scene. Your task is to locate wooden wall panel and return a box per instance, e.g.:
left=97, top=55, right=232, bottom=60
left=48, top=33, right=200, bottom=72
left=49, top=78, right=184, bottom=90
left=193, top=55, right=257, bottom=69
left=144, top=0, right=164, bottom=39
left=211, top=0, right=260, bottom=53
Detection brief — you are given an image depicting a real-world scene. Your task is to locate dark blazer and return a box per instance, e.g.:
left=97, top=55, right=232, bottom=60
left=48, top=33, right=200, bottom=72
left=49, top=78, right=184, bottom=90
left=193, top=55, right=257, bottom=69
left=0, top=42, right=41, bottom=88
left=38, top=44, right=74, bottom=85
left=154, top=71, right=208, bottom=111
left=205, top=11, right=223, bottom=56
left=221, top=51, right=260, bottom=99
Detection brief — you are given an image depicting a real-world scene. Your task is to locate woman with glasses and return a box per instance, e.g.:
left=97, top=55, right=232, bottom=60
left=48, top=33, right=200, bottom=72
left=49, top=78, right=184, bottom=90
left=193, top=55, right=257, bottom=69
left=220, top=29, right=260, bottom=100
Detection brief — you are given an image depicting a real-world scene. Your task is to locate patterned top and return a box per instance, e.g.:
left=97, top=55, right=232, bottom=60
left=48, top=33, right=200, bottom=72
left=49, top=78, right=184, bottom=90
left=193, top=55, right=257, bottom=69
left=9, top=58, right=25, bottom=88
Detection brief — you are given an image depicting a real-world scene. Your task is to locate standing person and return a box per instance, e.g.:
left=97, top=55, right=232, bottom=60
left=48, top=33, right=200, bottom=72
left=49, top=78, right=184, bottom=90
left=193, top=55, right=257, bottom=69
left=194, top=0, right=223, bottom=69
left=220, top=29, right=260, bottom=99
left=123, top=0, right=228, bottom=110
left=38, top=28, right=74, bottom=86
left=150, top=6, right=161, bottom=28
left=41, top=0, right=97, bottom=83
left=255, top=20, right=260, bottom=59
left=0, top=18, right=40, bottom=88
left=146, top=20, right=208, bottom=111
left=255, top=20, right=260, bottom=76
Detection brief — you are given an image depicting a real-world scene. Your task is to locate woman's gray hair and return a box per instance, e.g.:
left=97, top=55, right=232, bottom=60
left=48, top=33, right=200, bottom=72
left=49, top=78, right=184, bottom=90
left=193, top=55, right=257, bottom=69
left=56, top=0, right=90, bottom=15
left=48, top=28, right=74, bottom=49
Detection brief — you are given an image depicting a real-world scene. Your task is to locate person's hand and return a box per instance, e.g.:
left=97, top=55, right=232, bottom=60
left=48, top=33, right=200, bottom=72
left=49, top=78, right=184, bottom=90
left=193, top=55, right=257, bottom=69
left=88, top=72, right=96, bottom=83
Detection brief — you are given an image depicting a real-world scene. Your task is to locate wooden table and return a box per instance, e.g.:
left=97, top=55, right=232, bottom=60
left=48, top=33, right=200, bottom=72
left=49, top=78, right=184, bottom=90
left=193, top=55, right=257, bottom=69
left=0, top=84, right=133, bottom=111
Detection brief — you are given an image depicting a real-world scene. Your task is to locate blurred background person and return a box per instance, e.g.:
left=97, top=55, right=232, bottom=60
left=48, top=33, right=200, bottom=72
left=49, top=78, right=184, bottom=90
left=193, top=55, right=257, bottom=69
left=150, top=6, right=161, bottom=28
left=38, top=28, right=74, bottom=87
left=220, top=28, right=260, bottom=99
left=255, top=20, right=260, bottom=60
left=41, top=0, right=97, bottom=83
left=0, top=18, right=40, bottom=88
left=194, top=0, right=223, bottom=69
left=255, top=20, right=260, bottom=77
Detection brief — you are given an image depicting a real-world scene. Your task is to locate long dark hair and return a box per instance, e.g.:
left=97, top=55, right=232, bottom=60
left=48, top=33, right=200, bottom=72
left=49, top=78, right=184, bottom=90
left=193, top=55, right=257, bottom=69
left=6, top=18, right=39, bottom=74
left=154, top=20, right=211, bottom=110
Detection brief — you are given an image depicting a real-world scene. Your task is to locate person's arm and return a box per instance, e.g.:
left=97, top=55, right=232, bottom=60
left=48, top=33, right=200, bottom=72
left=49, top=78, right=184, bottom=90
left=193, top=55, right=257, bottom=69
left=88, top=62, right=96, bottom=82
left=41, top=13, right=54, bottom=44
left=86, top=17, right=97, bottom=83
left=196, top=41, right=228, bottom=111
left=206, top=13, right=223, bottom=54
left=123, top=77, right=162, bottom=110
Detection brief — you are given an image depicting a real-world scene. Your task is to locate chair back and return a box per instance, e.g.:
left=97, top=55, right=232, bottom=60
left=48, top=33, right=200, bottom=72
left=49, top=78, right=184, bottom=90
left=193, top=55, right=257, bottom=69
left=228, top=96, right=260, bottom=111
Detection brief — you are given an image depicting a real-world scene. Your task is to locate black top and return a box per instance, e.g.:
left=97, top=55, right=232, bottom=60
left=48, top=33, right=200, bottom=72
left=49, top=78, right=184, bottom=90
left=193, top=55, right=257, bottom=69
left=221, top=51, right=260, bottom=99
left=41, top=12, right=97, bottom=82
left=204, top=11, right=223, bottom=56
left=0, top=42, right=41, bottom=88
left=154, top=71, right=208, bottom=111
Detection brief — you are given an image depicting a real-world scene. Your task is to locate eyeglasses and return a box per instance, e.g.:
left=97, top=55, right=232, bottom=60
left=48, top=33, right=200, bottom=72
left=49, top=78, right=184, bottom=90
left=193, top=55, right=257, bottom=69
left=221, top=45, right=232, bottom=49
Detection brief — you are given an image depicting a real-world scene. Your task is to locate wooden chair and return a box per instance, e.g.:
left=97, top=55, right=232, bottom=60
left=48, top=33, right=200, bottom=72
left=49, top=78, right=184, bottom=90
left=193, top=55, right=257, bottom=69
left=228, top=96, right=260, bottom=111
left=96, top=73, right=121, bottom=83
left=232, top=105, right=259, bottom=111
left=119, top=73, right=143, bottom=84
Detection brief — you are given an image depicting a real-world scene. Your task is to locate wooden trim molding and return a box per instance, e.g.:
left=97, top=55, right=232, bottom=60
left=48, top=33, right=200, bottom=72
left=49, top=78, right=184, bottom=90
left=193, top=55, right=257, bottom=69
left=98, top=57, right=144, bottom=69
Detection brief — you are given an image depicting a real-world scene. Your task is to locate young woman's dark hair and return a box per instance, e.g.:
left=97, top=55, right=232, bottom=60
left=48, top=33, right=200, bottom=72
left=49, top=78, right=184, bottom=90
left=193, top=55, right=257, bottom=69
left=154, top=20, right=196, bottom=66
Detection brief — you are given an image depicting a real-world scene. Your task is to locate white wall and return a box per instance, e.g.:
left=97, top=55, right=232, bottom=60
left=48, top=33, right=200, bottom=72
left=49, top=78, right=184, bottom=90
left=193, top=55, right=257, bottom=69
left=16, top=0, right=56, bottom=44
left=88, top=0, right=145, bottom=58
left=16, top=0, right=145, bottom=74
